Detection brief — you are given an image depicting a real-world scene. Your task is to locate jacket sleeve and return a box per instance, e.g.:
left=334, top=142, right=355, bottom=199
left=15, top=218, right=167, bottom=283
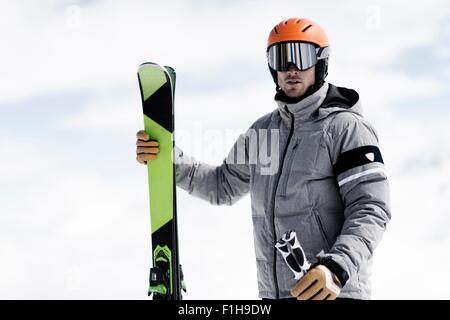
left=173, top=129, right=251, bottom=206
left=321, top=112, right=391, bottom=284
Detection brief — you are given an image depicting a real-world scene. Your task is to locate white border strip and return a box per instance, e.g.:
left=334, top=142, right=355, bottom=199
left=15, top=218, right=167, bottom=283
left=338, top=168, right=386, bottom=187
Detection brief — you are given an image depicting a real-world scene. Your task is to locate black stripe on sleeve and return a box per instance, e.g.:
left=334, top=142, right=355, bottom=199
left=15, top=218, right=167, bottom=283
left=333, top=145, right=384, bottom=176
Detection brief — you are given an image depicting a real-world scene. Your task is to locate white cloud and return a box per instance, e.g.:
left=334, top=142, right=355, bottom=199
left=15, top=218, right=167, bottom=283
left=59, top=89, right=142, bottom=132
left=2, top=0, right=447, bottom=103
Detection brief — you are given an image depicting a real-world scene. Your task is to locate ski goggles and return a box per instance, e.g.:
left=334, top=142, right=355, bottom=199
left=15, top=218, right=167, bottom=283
left=267, top=42, right=329, bottom=71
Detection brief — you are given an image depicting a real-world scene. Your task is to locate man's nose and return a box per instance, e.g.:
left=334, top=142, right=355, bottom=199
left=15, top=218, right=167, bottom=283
left=287, top=63, right=300, bottom=72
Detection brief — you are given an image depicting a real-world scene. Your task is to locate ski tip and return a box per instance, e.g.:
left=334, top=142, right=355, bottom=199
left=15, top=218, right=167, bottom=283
left=137, top=62, right=160, bottom=73
left=164, top=65, right=175, bottom=73
left=137, top=63, right=176, bottom=77
left=139, top=62, right=157, bottom=67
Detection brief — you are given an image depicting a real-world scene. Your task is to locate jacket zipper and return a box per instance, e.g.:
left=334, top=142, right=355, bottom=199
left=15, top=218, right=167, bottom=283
left=271, top=106, right=295, bottom=299
left=314, top=210, right=331, bottom=250
left=279, top=138, right=300, bottom=196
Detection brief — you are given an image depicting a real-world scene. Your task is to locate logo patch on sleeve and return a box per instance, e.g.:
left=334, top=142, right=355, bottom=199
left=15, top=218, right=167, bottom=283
left=365, top=152, right=375, bottom=162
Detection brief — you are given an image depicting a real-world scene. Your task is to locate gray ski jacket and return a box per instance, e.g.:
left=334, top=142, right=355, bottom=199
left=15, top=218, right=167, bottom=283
left=174, top=82, right=391, bottom=299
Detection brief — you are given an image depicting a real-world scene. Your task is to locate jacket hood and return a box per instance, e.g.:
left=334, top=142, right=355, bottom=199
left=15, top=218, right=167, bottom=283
left=276, top=82, right=363, bottom=121
left=317, top=83, right=363, bottom=120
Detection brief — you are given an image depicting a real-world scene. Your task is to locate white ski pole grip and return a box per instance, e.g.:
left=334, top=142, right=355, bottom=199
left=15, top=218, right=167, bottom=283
left=275, top=230, right=311, bottom=280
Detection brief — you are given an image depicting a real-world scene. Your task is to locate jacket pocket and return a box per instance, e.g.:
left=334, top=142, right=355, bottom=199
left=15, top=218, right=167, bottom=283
left=279, top=138, right=301, bottom=196
left=314, top=210, right=331, bottom=250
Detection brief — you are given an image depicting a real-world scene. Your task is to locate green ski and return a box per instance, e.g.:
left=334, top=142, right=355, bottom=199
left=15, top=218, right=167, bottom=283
left=137, top=62, right=185, bottom=300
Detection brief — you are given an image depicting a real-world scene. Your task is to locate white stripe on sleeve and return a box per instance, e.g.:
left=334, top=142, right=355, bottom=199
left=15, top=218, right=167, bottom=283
left=338, top=168, right=386, bottom=187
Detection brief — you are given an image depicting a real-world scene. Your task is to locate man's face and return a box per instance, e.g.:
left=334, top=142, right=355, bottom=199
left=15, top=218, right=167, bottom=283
left=277, top=64, right=316, bottom=98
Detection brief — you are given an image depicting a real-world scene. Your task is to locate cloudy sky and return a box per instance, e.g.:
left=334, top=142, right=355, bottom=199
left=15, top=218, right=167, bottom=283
left=1, top=0, right=449, bottom=299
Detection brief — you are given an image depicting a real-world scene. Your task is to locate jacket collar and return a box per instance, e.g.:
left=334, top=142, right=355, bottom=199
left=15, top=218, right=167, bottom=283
left=276, top=82, right=329, bottom=121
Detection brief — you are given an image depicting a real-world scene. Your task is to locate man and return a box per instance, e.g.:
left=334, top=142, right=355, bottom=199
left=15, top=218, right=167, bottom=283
left=136, top=18, right=391, bottom=300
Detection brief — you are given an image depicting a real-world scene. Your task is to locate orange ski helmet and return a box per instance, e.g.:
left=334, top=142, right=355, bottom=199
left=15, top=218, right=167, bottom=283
left=267, top=18, right=330, bottom=89
left=267, top=18, right=329, bottom=50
